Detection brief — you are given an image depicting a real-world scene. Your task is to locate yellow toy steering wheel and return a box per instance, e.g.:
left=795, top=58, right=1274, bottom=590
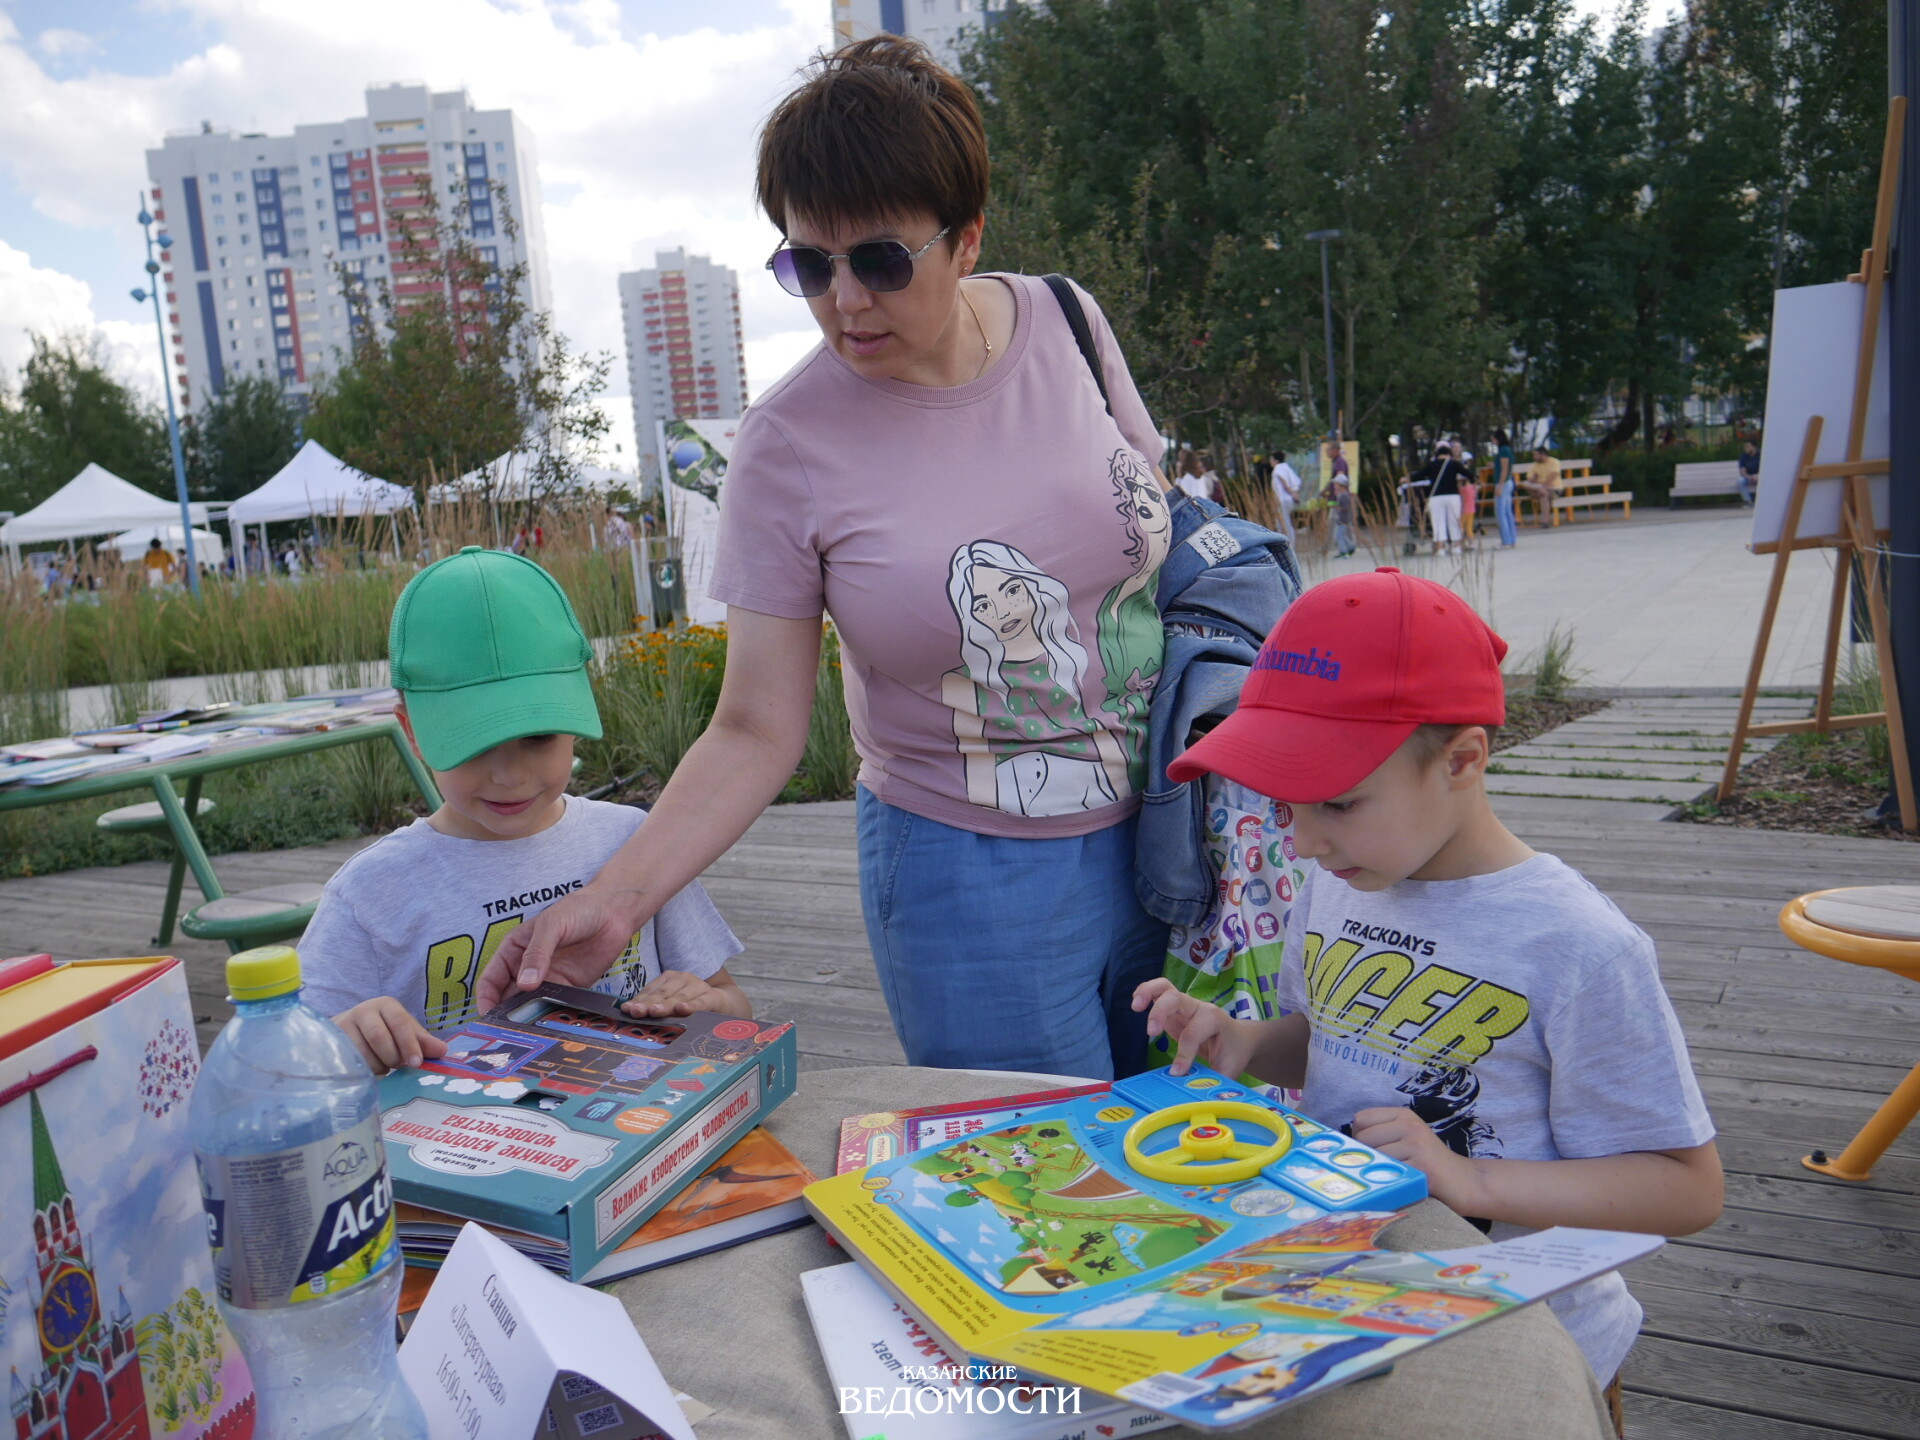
left=1124, top=1102, right=1294, bottom=1184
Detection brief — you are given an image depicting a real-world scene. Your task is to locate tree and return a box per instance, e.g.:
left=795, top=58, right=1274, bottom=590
left=963, top=0, right=1888, bottom=463
left=183, top=373, right=299, bottom=501
left=304, top=180, right=609, bottom=503
left=969, top=0, right=1517, bottom=462
left=0, top=332, right=171, bottom=513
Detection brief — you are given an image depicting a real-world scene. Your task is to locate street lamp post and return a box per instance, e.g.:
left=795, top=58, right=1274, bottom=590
left=131, top=196, right=199, bottom=597
left=1305, top=229, right=1342, bottom=458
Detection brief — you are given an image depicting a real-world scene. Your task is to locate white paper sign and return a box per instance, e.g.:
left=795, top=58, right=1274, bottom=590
left=399, top=1223, right=695, bottom=1440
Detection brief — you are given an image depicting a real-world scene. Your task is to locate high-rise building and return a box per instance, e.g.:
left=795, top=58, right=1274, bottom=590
left=618, top=250, right=748, bottom=451
left=832, top=0, right=1010, bottom=68
left=144, top=83, right=551, bottom=415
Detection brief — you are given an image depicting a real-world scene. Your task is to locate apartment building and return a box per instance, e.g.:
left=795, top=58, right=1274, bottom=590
left=618, top=250, right=748, bottom=449
left=832, top=0, right=1010, bottom=67
left=144, top=83, right=550, bottom=414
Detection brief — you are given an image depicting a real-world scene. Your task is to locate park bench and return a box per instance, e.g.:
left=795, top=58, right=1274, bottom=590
left=1553, top=475, right=1631, bottom=523
left=1670, top=460, right=1745, bottom=507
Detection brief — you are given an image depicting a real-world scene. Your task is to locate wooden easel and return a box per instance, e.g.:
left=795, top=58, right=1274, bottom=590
left=1718, top=96, right=1916, bottom=833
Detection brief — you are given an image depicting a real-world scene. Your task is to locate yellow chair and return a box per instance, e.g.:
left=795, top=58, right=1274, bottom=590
left=1779, top=886, right=1920, bottom=1181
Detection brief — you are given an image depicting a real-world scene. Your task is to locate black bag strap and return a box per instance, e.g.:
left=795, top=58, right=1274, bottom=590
left=1042, top=273, right=1112, bottom=416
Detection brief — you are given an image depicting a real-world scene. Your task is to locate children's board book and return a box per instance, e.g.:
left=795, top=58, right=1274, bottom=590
left=378, top=982, right=796, bottom=1282
left=807, top=1063, right=1661, bottom=1431
left=2, top=956, right=258, bottom=1439
left=395, top=1124, right=816, bottom=1285
left=802, top=1262, right=1176, bottom=1440
left=837, top=1084, right=1113, bottom=1175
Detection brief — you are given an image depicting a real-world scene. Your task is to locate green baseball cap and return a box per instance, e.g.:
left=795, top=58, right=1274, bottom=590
left=389, top=546, right=602, bottom=770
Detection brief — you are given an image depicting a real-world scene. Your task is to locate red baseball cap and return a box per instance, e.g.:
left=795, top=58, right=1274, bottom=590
left=1167, top=567, right=1508, bottom=803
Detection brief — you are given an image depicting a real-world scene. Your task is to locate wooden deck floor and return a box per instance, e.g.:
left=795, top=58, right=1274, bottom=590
left=3, top=797, right=1916, bottom=1437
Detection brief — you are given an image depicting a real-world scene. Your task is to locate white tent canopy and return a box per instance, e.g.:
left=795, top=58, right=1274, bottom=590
left=0, top=463, right=207, bottom=545
left=577, top=464, right=643, bottom=496
left=444, top=452, right=629, bottom=501
left=225, top=440, right=412, bottom=524
left=449, top=450, right=537, bottom=500
left=108, top=524, right=227, bottom=567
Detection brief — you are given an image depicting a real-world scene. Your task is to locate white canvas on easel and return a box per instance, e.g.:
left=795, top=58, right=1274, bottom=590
left=1752, top=282, right=1890, bottom=553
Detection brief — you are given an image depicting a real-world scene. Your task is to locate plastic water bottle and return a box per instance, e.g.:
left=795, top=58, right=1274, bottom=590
left=189, top=944, right=428, bottom=1440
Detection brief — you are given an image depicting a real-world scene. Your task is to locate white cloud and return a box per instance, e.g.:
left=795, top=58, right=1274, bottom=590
left=36, top=28, right=98, bottom=58
left=0, top=239, right=162, bottom=399
left=0, top=0, right=838, bottom=446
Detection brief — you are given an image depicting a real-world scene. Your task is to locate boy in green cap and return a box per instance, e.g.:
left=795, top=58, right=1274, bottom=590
left=302, top=546, right=751, bottom=1074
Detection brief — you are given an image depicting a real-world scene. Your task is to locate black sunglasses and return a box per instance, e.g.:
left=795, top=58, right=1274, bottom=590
left=766, top=227, right=950, bottom=298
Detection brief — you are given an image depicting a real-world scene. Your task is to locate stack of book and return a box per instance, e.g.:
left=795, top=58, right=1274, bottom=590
left=397, top=1124, right=816, bottom=1308
left=377, top=984, right=798, bottom=1283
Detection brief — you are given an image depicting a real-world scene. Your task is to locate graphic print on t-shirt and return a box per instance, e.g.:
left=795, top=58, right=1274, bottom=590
left=940, top=450, right=1169, bottom=817
left=1094, top=448, right=1172, bottom=773
left=421, top=908, right=650, bottom=1032
left=1301, top=927, right=1534, bottom=1158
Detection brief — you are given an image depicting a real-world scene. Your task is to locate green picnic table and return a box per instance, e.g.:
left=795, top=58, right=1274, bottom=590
left=0, top=719, right=441, bottom=952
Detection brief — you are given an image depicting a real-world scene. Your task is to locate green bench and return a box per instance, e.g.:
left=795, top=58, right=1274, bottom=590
left=97, top=795, right=217, bottom=946
left=180, top=883, right=325, bottom=948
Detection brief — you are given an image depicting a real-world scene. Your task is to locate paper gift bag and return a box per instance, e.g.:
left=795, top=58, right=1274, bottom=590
left=1, top=957, right=257, bottom=1440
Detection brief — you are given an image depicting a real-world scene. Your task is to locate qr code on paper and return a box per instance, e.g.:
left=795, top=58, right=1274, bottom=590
left=576, top=1402, right=624, bottom=1435
left=561, top=1375, right=604, bottom=1402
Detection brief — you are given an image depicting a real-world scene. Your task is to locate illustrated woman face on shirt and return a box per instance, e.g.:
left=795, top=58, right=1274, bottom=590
left=948, top=540, right=1090, bottom=699
left=1113, top=457, right=1171, bottom=570
left=969, top=565, right=1040, bottom=658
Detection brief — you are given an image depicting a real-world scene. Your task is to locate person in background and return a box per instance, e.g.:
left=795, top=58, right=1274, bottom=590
left=1329, top=473, right=1357, bottom=557
left=1523, top=447, right=1562, bottom=524
left=142, top=537, right=171, bottom=589
left=1270, top=450, right=1303, bottom=542
left=1736, top=439, right=1760, bottom=507
left=1178, top=449, right=1221, bottom=502
left=1491, top=429, right=1518, bottom=548
left=604, top=505, right=635, bottom=549
left=1458, top=462, right=1479, bottom=551
left=1414, top=443, right=1467, bottom=557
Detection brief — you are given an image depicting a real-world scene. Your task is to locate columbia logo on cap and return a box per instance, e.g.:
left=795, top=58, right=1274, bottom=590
left=1252, top=644, right=1342, bottom=681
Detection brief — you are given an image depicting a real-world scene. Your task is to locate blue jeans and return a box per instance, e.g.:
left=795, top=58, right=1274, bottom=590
left=1496, top=480, right=1518, bottom=546
left=856, top=787, right=1170, bottom=1080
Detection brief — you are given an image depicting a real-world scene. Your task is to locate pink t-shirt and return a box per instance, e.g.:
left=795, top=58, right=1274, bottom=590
left=709, top=272, right=1170, bottom=839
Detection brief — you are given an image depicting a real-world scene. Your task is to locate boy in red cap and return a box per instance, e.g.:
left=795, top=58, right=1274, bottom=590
left=1133, top=567, right=1722, bottom=1399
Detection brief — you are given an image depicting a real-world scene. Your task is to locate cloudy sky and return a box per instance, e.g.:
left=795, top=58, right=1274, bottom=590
left=0, top=0, right=1626, bottom=466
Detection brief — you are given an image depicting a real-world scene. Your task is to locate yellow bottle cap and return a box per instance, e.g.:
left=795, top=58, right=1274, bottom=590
left=227, top=944, right=303, bottom=1002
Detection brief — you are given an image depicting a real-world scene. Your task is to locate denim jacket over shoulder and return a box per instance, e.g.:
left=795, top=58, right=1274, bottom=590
left=1135, top=492, right=1300, bottom=925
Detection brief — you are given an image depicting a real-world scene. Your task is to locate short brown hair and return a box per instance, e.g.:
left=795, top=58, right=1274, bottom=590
left=756, top=35, right=989, bottom=240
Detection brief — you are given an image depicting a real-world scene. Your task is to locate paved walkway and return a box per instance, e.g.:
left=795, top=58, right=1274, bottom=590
left=1300, top=507, right=1837, bottom=690
left=1488, top=693, right=1807, bottom=812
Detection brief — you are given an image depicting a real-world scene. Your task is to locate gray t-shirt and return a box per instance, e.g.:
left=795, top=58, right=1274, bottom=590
left=1275, top=853, right=1714, bottom=1382
left=300, top=795, right=741, bottom=1034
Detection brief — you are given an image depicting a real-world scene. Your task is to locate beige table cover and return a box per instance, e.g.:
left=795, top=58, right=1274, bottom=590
left=611, top=1066, right=1611, bottom=1440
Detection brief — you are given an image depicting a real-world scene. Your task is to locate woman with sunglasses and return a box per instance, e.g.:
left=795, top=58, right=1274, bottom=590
left=478, top=36, right=1173, bottom=1082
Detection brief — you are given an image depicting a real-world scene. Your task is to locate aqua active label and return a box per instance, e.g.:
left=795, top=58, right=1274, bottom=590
left=196, top=1115, right=400, bottom=1309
